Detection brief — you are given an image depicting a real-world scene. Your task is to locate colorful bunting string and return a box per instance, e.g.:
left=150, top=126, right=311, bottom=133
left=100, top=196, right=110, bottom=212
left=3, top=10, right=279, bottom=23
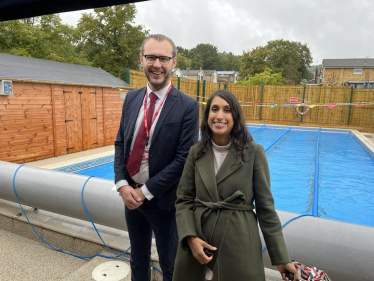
left=114, top=89, right=373, bottom=108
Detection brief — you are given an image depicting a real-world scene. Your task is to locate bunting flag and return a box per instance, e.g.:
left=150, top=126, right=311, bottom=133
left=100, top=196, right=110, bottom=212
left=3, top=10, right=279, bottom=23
left=115, top=90, right=373, bottom=108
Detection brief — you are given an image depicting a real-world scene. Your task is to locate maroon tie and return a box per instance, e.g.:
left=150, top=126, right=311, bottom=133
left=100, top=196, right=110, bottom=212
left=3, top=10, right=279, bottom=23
left=126, top=92, right=158, bottom=177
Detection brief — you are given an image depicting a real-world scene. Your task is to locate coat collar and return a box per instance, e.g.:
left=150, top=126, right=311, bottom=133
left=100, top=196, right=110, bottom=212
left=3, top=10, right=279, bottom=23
left=216, top=143, right=242, bottom=184
left=196, top=141, right=242, bottom=201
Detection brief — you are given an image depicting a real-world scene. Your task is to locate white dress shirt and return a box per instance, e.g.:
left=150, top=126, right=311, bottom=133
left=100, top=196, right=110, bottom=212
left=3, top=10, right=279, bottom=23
left=115, top=82, right=171, bottom=200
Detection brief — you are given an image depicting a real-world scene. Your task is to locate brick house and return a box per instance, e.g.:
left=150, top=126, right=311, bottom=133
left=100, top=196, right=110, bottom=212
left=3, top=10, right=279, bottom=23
left=322, top=58, right=374, bottom=88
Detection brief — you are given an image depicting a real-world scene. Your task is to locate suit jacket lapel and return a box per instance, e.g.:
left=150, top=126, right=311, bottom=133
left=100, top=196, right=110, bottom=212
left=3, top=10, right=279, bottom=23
left=151, top=87, right=177, bottom=142
left=127, top=88, right=146, bottom=132
left=196, top=143, right=219, bottom=201
left=125, top=88, right=146, bottom=156
left=216, top=144, right=242, bottom=184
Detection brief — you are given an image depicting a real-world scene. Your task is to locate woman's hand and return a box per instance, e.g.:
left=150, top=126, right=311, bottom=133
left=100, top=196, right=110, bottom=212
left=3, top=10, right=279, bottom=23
left=277, top=263, right=300, bottom=281
left=186, top=236, right=217, bottom=265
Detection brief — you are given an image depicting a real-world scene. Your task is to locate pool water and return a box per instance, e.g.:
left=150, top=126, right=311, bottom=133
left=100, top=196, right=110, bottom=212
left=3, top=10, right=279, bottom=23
left=58, top=126, right=374, bottom=227
left=251, top=126, right=374, bottom=227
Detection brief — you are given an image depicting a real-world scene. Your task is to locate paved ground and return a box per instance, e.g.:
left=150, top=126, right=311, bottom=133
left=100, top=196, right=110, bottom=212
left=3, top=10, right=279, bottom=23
left=0, top=228, right=86, bottom=281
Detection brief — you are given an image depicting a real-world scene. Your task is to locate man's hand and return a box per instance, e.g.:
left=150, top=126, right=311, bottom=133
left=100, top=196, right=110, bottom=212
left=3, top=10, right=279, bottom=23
left=118, top=185, right=143, bottom=210
left=186, top=236, right=216, bottom=265
left=134, top=188, right=146, bottom=201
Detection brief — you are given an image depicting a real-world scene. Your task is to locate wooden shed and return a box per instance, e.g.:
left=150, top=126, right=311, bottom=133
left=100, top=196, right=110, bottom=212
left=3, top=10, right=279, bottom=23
left=0, top=53, right=132, bottom=163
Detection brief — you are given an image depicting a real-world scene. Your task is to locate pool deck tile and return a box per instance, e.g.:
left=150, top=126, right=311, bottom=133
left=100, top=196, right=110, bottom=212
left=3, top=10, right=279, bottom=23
left=26, top=145, right=115, bottom=169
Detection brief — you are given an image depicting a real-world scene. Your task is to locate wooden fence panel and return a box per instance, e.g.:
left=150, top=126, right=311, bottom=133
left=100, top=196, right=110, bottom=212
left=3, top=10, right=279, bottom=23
left=130, top=70, right=147, bottom=89
left=350, top=89, right=374, bottom=127
left=128, top=69, right=373, bottom=130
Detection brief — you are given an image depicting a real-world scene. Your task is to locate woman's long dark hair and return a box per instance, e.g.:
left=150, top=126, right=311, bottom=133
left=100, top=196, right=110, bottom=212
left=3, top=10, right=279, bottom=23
left=195, top=89, right=252, bottom=161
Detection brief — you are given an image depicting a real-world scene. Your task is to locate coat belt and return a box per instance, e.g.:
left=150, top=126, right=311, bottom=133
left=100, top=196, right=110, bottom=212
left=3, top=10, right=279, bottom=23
left=193, top=190, right=254, bottom=271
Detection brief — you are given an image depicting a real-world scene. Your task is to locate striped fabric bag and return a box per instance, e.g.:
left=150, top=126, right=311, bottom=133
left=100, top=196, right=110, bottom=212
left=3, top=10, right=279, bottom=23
left=291, top=260, right=332, bottom=281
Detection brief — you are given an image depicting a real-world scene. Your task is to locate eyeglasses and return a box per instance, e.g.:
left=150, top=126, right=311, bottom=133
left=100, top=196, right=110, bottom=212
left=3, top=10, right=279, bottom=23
left=142, top=54, right=174, bottom=65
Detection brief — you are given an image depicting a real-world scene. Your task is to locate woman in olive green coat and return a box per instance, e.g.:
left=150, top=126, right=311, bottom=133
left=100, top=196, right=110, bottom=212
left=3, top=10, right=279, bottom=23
left=173, top=90, right=298, bottom=281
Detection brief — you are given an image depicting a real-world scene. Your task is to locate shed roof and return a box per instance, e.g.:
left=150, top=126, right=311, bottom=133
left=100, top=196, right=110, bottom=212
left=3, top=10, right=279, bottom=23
left=180, top=70, right=204, bottom=76
left=322, top=58, right=374, bottom=68
left=203, top=70, right=217, bottom=76
left=0, top=53, right=131, bottom=88
left=217, top=71, right=238, bottom=75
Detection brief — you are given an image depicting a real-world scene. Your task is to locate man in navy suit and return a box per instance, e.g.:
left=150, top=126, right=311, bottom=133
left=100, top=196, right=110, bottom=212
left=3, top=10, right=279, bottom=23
left=114, top=34, right=199, bottom=281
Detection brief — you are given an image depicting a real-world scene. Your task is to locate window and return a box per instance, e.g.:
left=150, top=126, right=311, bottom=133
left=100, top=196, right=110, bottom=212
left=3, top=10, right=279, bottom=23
left=354, top=68, right=362, bottom=74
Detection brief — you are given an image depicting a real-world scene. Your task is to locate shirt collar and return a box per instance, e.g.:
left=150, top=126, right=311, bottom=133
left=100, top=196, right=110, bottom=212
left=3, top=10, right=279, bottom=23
left=146, top=81, right=172, bottom=101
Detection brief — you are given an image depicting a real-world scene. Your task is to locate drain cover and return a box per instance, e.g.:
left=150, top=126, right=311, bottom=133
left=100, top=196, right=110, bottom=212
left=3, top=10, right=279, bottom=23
left=92, top=261, right=130, bottom=281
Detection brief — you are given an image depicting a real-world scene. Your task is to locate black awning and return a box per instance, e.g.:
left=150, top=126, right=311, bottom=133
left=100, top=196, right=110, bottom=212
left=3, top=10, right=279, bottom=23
left=0, top=0, right=147, bottom=22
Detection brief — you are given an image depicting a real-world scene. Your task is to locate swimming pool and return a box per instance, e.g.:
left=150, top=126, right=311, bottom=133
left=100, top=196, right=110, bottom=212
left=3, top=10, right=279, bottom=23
left=57, top=125, right=374, bottom=227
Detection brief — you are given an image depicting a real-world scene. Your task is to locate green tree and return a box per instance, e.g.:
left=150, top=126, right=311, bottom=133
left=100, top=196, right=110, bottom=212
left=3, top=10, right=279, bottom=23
left=240, top=39, right=313, bottom=84
left=240, top=46, right=271, bottom=79
left=176, top=52, right=191, bottom=70
left=188, top=43, right=219, bottom=70
left=237, top=70, right=284, bottom=85
left=176, top=46, right=189, bottom=56
left=217, top=52, right=242, bottom=71
left=0, top=15, right=89, bottom=65
left=76, top=4, right=148, bottom=80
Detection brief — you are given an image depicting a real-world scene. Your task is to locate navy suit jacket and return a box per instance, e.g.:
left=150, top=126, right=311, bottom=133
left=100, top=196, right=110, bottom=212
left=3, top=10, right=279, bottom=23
left=114, top=86, right=199, bottom=210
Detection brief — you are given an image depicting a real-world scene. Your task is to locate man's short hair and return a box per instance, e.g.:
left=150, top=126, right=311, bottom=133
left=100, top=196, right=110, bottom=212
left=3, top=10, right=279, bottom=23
left=140, top=34, right=177, bottom=58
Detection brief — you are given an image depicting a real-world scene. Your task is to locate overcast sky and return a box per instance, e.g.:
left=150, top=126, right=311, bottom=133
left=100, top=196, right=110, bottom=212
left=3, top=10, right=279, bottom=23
left=59, top=0, right=373, bottom=65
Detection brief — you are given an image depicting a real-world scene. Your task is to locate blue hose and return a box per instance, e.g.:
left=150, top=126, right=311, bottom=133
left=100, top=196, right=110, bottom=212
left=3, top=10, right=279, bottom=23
left=262, top=214, right=314, bottom=253
left=12, top=165, right=163, bottom=274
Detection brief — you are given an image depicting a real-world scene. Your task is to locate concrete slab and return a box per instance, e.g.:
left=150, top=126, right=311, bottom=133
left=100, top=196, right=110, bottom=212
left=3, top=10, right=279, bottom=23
left=0, top=228, right=87, bottom=281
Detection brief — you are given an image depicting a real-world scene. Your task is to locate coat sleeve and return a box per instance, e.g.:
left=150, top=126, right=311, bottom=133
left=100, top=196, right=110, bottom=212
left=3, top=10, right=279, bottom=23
left=175, top=145, right=199, bottom=250
left=252, top=144, right=291, bottom=265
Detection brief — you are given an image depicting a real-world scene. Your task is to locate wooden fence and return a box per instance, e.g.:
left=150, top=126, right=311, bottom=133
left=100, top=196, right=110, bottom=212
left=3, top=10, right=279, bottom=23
left=130, top=70, right=374, bottom=130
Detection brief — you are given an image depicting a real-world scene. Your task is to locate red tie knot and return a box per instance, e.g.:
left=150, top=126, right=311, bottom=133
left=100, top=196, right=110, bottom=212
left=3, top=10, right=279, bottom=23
left=149, top=92, right=157, bottom=104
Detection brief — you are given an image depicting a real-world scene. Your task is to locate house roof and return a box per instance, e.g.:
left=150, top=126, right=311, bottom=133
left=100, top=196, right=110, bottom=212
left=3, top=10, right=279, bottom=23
left=322, top=58, right=374, bottom=68
left=0, top=53, right=131, bottom=88
left=203, top=70, right=217, bottom=76
left=344, top=80, right=374, bottom=84
left=217, top=71, right=238, bottom=76
left=180, top=70, right=204, bottom=76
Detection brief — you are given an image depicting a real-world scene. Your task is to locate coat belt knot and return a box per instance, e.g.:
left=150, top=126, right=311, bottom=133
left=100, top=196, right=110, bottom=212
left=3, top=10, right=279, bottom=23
left=194, top=190, right=254, bottom=271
